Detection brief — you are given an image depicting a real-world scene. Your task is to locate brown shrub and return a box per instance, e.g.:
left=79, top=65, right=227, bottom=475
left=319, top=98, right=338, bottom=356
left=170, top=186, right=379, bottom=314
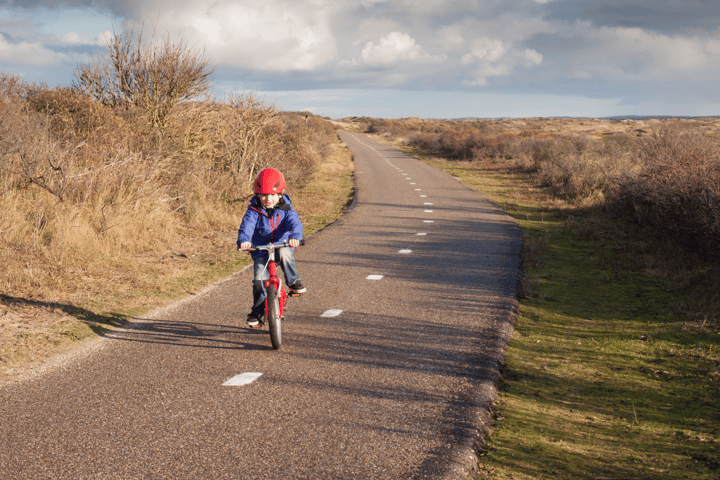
left=607, top=122, right=720, bottom=256
left=270, top=112, right=334, bottom=189
left=26, top=87, right=124, bottom=139
left=535, top=137, right=597, bottom=199
left=408, top=132, right=443, bottom=153
left=407, top=128, right=507, bottom=160
left=0, top=76, right=335, bottom=302
left=365, top=115, right=720, bottom=257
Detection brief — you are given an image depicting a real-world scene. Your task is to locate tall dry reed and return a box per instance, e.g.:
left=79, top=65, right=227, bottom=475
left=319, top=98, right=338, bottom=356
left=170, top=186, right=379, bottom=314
left=1, top=70, right=336, bottom=305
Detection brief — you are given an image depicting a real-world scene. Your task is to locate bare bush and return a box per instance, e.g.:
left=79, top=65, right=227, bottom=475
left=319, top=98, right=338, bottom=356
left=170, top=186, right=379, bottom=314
left=0, top=71, right=29, bottom=103
left=73, top=28, right=214, bottom=129
left=408, top=132, right=443, bottom=153
left=607, top=122, right=720, bottom=255
left=407, top=126, right=515, bottom=161
left=535, top=136, right=600, bottom=200
left=1, top=70, right=335, bottom=304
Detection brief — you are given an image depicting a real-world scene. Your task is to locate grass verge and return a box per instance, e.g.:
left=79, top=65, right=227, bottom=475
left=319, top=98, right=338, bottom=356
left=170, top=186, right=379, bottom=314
left=294, top=134, right=355, bottom=236
left=0, top=135, right=354, bottom=383
left=415, top=155, right=720, bottom=479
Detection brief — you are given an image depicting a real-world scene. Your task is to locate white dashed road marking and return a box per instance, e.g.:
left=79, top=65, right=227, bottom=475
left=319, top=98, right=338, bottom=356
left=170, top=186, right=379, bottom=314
left=366, top=275, right=384, bottom=280
left=224, top=372, right=263, bottom=386
left=399, top=249, right=412, bottom=254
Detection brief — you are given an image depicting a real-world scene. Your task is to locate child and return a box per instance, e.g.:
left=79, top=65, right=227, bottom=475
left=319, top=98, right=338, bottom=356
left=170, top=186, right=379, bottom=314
left=237, top=168, right=306, bottom=328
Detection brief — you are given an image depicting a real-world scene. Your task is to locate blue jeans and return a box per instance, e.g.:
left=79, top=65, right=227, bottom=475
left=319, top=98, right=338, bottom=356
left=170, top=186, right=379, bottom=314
left=251, top=247, right=300, bottom=311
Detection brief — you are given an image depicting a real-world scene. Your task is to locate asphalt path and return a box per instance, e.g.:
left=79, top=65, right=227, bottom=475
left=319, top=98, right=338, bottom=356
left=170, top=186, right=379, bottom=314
left=0, top=132, right=521, bottom=479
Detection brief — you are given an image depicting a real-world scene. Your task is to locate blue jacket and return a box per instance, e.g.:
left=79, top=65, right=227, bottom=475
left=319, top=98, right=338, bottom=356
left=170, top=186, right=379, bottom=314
left=237, top=194, right=303, bottom=259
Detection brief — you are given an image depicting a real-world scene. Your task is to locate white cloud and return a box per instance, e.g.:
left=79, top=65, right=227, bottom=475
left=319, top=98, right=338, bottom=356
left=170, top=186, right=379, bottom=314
left=0, top=35, right=69, bottom=66
left=521, top=48, right=543, bottom=67
left=189, top=17, right=222, bottom=44
left=360, top=31, right=426, bottom=66
left=58, top=30, right=106, bottom=46
left=460, top=37, right=543, bottom=86
left=143, top=1, right=338, bottom=72
left=360, top=0, right=391, bottom=7
left=609, top=27, right=715, bottom=73
left=60, top=32, right=81, bottom=45
left=434, top=26, right=465, bottom=51
left=552, top=21, right=720, bottom=82
left=467, top=38, right=508, bottom=63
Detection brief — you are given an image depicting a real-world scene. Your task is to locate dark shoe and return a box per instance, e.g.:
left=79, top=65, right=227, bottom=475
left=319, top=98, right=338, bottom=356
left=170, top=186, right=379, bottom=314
left=289, top=280, right=306, bottom=294
left=246, top=307, right=264, bottom=328
left=246, top=314, right=261, bottom=328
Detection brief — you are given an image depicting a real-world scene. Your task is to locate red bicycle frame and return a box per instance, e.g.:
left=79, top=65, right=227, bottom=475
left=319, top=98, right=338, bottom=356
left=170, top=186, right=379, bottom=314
left=263, top=258, right=288, bottom=318
left=239, top=239, right=302, bottom=350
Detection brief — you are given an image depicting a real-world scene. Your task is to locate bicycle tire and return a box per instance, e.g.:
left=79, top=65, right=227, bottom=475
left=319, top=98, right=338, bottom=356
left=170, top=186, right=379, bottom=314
left=266, top=285, right=282, bottom=350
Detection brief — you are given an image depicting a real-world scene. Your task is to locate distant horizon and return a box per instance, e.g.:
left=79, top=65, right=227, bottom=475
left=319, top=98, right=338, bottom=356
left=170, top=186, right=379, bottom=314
left=333, top=114, right=720, bottom=121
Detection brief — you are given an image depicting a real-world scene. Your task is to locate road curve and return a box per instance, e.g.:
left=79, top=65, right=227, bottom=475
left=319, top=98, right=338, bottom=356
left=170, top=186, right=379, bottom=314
left=0, top=132, right=521, bottom=479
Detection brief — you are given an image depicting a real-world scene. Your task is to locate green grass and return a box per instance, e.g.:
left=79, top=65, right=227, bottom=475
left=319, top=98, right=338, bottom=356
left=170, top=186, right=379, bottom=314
left=419, top=157, right=720, bottom=479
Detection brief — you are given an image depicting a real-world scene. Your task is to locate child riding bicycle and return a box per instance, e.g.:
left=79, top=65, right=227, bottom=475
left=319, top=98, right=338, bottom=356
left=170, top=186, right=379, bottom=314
left=237, top=168, right=306, bottom=328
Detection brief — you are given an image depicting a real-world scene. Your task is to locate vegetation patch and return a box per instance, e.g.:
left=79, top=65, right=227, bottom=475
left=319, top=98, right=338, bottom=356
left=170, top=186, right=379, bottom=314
left=294, top=135, right=355, bottom=236
left=1, top=34, right=354, bottom=381
left=424, top=156, right=720, bottom=479
left=359, top=116, right=720, bottom=479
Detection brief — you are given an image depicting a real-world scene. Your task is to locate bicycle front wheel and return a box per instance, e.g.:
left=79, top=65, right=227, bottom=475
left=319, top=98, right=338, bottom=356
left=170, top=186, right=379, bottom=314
left=266, top=285, right=282, bottom=350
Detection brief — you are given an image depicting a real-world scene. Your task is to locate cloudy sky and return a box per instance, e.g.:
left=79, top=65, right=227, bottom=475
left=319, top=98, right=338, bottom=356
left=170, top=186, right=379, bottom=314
left=1, top=0, right=719, bottom=118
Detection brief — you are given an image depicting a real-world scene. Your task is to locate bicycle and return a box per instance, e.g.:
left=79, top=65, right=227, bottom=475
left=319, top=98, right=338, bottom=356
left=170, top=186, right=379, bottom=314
left=238, top=239, right=303, bottom=350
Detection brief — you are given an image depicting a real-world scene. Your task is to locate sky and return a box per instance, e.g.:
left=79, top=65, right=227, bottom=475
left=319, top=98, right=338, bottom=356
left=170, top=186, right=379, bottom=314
left=1, top=0, right=719, bottom=119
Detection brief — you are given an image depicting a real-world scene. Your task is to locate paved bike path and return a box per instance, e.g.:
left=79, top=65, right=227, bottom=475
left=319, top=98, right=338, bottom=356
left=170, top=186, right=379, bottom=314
left=0, top=132, right=521, bottom=479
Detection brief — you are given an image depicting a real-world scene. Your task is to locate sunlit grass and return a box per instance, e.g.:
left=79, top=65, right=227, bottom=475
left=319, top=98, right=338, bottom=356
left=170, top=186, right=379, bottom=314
left=415, top=155, right=720, bottom=479
left=0, top=131, right=355, bottom=381
left=294, top=135, right=355, bottom=236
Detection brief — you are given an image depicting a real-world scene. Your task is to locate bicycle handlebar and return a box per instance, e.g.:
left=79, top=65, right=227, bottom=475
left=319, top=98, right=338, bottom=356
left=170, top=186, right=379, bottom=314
left=238, top=239, right=305, bottom=252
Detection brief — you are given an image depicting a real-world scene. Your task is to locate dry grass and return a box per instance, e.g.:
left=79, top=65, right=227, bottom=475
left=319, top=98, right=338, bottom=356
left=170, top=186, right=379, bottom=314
left=293, top=135, right=355, bottom=236
left=0, top=69, right=350, bottom=382
left=349, top=116, right=720, bottom=255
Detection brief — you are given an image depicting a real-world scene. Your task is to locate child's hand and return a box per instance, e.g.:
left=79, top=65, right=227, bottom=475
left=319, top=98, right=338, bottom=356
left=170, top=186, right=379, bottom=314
left=239, top=242, right=252, bottom=250
left=288, top=238, right=300, bottom=248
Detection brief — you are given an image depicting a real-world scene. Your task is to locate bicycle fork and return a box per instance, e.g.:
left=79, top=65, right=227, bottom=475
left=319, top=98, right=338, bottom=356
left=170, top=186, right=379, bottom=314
left=264, top=260, right=287, bottom=318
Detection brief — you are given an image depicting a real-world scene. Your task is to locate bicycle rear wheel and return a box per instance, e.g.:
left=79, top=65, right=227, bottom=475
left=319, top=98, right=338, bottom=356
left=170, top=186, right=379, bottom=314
left=266, top=285, right=282, bottom=350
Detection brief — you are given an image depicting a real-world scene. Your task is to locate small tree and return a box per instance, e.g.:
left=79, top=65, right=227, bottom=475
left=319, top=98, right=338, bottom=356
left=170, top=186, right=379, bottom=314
left=73, top=27, right=214, bottom=129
